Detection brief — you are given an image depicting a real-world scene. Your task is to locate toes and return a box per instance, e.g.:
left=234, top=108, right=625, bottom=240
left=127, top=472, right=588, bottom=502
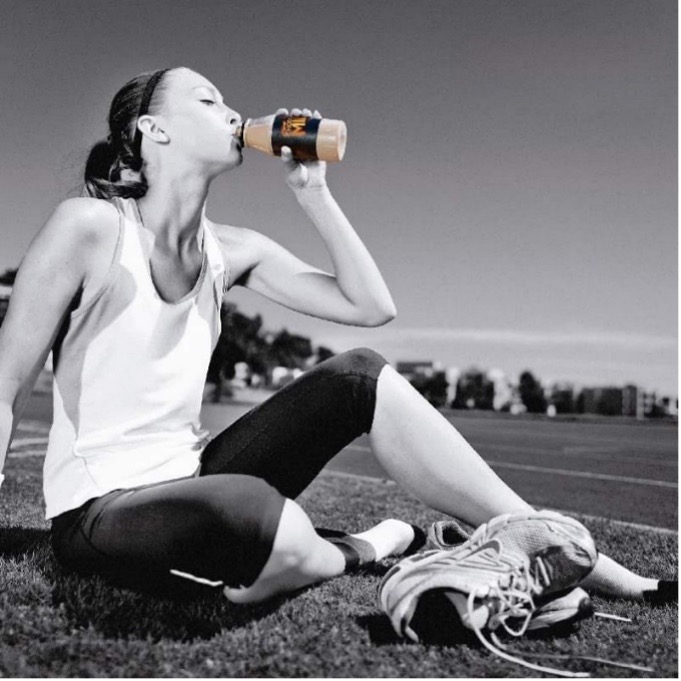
left=223, top=585, right=257, bottom=604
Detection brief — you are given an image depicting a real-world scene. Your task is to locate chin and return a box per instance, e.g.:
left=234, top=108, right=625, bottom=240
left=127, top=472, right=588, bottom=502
left=215, top=152, right=243, bottom=175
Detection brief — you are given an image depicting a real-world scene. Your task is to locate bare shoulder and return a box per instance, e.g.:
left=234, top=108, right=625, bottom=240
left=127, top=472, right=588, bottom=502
left=44, top=197, right=118, bottom=245
left=29, top=197, right=121, bottom=301
left=32, top=197, right=117, bottom=264
left=0, top=198, right=120, bottom=400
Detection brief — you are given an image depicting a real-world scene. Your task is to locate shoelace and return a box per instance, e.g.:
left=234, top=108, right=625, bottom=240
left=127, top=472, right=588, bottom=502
left=489, top=633, right=655, bottom=675
left=468, top=585, right=591, bottom=677
left=463, top=558, right=653, bottom=677
left=462, top=556, right=592, bottom=678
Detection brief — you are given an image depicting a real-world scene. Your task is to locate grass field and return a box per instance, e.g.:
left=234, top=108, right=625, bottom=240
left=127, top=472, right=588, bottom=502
left=0, top=450, right=677, bottom=678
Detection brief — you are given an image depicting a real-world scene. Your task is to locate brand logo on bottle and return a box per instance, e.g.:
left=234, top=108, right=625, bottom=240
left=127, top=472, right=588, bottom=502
left=272, top=114, right=321, bottom=161
left=281, top=116, right=307, bottom=137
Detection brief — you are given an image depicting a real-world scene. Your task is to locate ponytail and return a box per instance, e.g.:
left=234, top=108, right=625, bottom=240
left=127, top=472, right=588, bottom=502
left=82, top=68, right=174, bottom=200
left=83, top=137, right=147, bottom=199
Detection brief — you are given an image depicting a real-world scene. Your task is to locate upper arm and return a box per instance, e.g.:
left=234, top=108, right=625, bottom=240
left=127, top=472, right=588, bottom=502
left=0, top=197, right=114, bottom=405
left=211, top=223, right=370, bottom=325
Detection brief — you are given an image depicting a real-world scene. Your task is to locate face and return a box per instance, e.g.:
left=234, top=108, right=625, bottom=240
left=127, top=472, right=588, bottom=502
left=148, top=68, right=243, bottom=172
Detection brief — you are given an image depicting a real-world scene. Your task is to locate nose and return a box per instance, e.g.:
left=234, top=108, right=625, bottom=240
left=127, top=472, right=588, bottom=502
left=227, top=109, right=242, bottom=127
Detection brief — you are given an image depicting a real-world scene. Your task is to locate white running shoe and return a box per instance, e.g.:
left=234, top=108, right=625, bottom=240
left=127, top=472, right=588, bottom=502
left=379, top=510, right=598, bottom=677
left=426, top=514, right=596, bottom=632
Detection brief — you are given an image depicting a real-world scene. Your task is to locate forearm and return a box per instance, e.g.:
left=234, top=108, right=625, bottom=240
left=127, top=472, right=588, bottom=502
left=0, top=401, right=13, bottom=484
left=294, top=187, right=396, bottom=322
left=0, top=384, right=33, bottom=482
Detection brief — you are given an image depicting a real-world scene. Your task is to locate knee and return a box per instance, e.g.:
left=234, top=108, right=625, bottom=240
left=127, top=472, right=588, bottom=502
left=322, top=347, right=387, bottom=379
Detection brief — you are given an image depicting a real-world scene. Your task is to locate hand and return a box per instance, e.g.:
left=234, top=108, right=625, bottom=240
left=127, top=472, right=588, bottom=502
left=276, top=107, right=328, bottom=192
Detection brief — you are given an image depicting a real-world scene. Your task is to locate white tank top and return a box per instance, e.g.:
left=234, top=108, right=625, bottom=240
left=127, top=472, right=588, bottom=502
left=43, top=196, right=230, bottom=519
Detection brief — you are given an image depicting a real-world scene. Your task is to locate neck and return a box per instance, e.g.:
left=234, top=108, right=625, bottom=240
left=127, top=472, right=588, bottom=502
left=135, top=164, right=212, bottom=255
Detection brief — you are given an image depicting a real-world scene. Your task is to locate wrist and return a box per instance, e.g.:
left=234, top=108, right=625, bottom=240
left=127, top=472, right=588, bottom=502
left=293, top=184, right=332, bottom=205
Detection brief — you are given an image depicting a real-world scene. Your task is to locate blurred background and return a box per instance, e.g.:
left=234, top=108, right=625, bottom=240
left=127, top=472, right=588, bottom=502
left=0, top=0, right=676, bottom=413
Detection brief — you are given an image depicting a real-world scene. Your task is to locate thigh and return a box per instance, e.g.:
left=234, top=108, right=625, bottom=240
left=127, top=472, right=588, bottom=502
left=51, top=474, right=286, bottom=589
left=199, top=348, right=387, bottom=499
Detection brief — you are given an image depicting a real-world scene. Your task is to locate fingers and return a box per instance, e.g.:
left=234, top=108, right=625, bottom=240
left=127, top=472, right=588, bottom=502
left=280, top=145, right=299, bottom=170
left=289, top=107, right=321, bottom=119
left=281, top=146, right=309, bottom=187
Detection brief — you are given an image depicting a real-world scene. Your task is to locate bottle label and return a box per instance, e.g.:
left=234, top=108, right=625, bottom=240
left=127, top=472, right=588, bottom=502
left=271, top=114, right=321, bottom=161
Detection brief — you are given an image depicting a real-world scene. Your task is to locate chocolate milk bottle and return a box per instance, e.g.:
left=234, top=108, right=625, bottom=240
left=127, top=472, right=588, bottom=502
left=235, top=113, right=347, bottom=162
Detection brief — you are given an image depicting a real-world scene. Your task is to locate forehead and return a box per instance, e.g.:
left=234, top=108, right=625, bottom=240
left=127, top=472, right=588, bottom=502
left=166, top=68, right=221, bottom=97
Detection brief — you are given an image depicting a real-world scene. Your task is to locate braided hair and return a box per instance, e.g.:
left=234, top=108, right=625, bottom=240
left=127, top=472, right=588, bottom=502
left=83, top=68, right=173, bottom=199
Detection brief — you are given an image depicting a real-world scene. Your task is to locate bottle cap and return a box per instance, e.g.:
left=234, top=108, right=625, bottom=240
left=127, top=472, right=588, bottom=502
left=316, top=119, right=347, bottom=162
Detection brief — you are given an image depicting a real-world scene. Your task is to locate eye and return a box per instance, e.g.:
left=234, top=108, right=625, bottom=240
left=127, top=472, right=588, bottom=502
left=200, top=99, right=216, bottom=106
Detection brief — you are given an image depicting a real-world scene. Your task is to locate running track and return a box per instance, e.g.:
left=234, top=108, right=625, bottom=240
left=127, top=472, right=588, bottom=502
left=12, top=393, right=678, bottom=530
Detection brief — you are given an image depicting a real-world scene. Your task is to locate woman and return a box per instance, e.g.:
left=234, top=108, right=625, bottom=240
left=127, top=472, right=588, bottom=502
left=0, top=67, right=672, bottom=606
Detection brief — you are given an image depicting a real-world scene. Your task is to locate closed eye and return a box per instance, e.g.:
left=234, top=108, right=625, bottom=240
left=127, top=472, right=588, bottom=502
left=200, top=99, right=216, bottom=106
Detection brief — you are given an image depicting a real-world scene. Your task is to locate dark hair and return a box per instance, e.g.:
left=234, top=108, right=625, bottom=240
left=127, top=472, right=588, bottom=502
left=83, top=68, right=175, bottom=199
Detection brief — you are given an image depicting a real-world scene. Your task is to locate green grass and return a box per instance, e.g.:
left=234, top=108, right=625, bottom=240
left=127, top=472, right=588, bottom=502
left=0, top=454, right=677, bottom=677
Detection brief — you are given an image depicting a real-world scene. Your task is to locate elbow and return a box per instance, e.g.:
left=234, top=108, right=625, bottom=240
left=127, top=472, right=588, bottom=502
left=364, top=302, right=397, bottom=327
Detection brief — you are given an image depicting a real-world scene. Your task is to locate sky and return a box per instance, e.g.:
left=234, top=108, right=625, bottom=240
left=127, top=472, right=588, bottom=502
left=0, top=0, right=677, bottom=395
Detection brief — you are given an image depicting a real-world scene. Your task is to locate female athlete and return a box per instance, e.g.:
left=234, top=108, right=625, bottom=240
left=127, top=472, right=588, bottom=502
left=0, top=67, right=673, bottom=606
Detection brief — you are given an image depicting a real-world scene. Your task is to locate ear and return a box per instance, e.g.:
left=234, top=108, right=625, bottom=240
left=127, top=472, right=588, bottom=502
left=137, top=115, right=170, bottom=144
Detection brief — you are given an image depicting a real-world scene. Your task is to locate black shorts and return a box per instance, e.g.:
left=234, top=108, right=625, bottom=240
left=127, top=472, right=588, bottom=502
left=51, top=348, right=387, bottom=590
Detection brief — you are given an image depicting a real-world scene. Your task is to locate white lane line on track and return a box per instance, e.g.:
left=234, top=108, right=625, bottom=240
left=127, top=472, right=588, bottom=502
left=485, top=460, right=677, bottom=488
left=10, top=437, right=49, bottom=448
left=343, top=445, right=678, bottom=489
left=475, top=442, right=678, bottom=468
left=319, top=470, right=678, bottom=536
left=16, top=420, right=50, bottom=434
left=7, top=450, right=45, bottom=459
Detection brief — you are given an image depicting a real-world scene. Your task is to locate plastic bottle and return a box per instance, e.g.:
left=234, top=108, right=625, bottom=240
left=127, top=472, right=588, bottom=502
left=235, top=113, right=347, bottom=162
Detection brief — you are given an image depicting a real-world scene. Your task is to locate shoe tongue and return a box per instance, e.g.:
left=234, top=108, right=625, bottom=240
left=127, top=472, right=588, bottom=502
left=444, top=592, right=490, bottom=630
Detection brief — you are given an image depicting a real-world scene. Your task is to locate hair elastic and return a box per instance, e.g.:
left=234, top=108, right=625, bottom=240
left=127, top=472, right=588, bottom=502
left=132, top=68, right=170, bottom=160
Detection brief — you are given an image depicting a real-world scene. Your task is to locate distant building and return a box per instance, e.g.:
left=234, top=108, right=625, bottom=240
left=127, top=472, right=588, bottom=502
left=396, top=361, right=438, bottom=381
left=622, top=384, right=643, bottom=418
left=581, top=387, right=623, bottom=416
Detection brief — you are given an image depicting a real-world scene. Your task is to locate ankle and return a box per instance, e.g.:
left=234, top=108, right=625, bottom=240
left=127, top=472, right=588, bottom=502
left=352, top=519, right=416, bottom=561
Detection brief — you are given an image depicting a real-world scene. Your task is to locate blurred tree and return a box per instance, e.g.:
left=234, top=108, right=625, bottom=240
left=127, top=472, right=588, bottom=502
left=206, top=304, right=323, bottom=396
left=422, top=371, right=449, bottom=408
left=0, top=268, right=17, bottom=285
left=452, top=367, right=494, bottom=410
left=268, top=329, right=313, bottom=368
left=315, top=346, right=335, bottom=364
left=518, top=371, right=547, bottom=413
left=0, top=268, right=15, bottom=328
left=551, top=389, right=575, bottom=414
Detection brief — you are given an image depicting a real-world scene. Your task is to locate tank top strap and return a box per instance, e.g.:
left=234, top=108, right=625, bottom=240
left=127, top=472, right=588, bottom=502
left=201, top=219, right=231, bottom=306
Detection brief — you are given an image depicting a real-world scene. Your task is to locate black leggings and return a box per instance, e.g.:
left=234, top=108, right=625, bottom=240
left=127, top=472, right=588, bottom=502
left=51, top=348, right=387, bottom=589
